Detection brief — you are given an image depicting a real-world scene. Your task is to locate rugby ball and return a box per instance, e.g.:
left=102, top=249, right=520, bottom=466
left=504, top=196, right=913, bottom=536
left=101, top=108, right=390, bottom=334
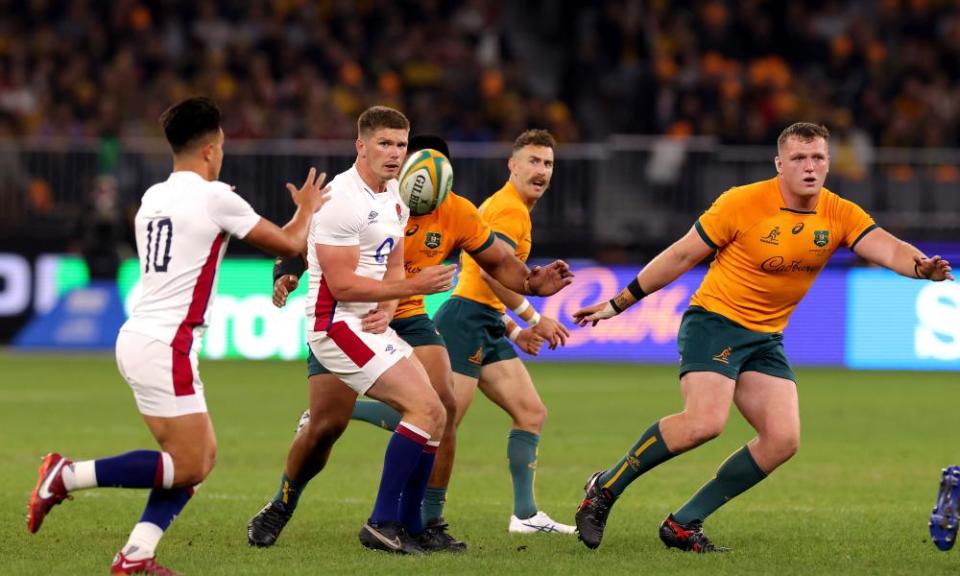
left=399, top=148, right=453, bottom=215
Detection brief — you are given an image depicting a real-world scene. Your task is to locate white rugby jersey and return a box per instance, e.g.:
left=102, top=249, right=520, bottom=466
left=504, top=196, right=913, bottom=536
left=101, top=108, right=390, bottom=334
left=121, top=171, right=261, bottom=353
left=306, top=165, right=408, bottom=335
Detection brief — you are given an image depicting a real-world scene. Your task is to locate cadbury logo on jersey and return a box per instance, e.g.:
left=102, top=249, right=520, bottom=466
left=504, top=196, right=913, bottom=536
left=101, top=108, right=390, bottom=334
left=760, top=256, right=820, bottom=274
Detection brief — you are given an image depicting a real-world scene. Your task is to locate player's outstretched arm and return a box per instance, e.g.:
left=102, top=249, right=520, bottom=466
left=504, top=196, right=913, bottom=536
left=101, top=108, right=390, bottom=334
left=574, top=225, right=713, bottom=326
left=473, top=238, right=574, bottom=296
left=316, top=241, right=456, bottom=303
left=243, top=168, right=331, bottom=256
left=852, top=228, right=954, bottom=281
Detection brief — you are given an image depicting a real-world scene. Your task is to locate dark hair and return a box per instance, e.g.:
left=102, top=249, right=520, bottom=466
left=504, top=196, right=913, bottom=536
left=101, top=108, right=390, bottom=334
left=159, top=97, right=222, bottom=154
left=409, top=134, right=450, bottom=160
left=512, top=129, right=556, bottom=151
left=777, top=122, right=830, bottom=150
left=357, top=105, right=410, bottom=138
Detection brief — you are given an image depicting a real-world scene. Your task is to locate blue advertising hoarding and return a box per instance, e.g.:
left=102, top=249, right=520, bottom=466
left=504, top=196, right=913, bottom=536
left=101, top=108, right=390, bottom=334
left=516, top=266, right=846, bottom=366
left=11, top=256, right=956, bottom=371
left=847, top=269, right=960, bottom=370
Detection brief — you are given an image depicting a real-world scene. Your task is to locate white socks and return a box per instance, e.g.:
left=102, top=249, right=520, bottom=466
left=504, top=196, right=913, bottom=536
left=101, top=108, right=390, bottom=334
left=121, top=522, right=164, bottom=561
left=61, top=460, right=97, bottom=491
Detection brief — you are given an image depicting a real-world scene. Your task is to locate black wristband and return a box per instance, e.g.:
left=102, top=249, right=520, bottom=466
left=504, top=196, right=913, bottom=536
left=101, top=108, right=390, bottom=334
left=273, top=255, right=307, bottom=283
left=609, top=298, right=623, bottom=314
left=627, top=277, right=647, bottom=300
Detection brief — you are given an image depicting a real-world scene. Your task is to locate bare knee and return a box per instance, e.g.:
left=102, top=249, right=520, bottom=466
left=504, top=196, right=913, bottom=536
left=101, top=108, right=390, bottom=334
left=201, top=448, right=217, bottom=480
left=172, top=446, right=216, bottom=486
left=514, top=400, right=547, bottom=433
left=764, top=430, right=800, bottom=463
left=685, top=412, right=727, bottom=446
left=304, top=414, right=348, bottom=452
left=423, top=396, right=447, bottom=439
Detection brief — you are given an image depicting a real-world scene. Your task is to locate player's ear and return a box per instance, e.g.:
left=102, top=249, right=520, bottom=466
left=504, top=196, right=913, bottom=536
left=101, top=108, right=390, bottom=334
left=201, top=140, right=214, bottom=163
left=355, top=137, right=365, bottom=158
left=774, top=155, right=782, bottom=174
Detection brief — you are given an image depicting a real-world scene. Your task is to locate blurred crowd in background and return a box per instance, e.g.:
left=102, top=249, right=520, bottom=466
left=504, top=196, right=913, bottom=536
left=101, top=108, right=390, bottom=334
left=1, top=0, right=960, bottom=147
left=2, top=0, right=960, bottom=261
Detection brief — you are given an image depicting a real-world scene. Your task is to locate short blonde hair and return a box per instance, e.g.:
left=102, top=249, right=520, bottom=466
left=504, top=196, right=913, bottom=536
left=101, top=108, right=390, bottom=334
left=777, top=122, right=830, bottom=151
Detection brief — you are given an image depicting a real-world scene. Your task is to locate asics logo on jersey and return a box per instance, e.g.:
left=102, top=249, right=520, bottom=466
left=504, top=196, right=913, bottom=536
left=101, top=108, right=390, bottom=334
left=38, top=459, right=66, bottom=499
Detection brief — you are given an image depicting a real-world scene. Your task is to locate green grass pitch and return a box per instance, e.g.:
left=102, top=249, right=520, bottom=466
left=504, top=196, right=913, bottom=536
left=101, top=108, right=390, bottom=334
left=1, top=353, right=957, bottom=575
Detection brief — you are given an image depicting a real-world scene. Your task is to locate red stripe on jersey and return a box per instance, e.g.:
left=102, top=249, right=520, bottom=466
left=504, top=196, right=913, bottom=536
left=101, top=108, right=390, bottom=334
left=327, top=321, right=375, bottom=368
left=313, top=275, right=337, bottom=332
left=170, top=232, right=225, bottom=395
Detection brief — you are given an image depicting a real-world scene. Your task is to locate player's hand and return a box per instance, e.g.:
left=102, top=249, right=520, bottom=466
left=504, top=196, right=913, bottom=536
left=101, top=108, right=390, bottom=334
left=515, top=328, right=544, bottom=356
left=361, top=309, right=391, bottom=334
left=573, top=301, right=618, bottom=327
left=915, top=255, right=955, bottom=281
left=532, top=316, right=569, bottom=350
left=273, top=274, right=299, bottom=308
left=286, top=167, right=331, bottom=213
left=411, top=264, right=457, bottom=295
left=526, top=260, right=574, bottom=296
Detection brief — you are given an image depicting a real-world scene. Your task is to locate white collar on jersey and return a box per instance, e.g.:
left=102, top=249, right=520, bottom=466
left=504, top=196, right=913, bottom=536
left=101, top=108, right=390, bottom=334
left=349, top=163, right=392, bottom=198
left=169, top=170, right=209, bottom=183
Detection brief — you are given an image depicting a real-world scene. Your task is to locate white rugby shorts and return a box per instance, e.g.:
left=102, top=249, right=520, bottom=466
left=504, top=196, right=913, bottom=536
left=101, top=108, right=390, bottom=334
left=115, top=330, right=208, bottom=417
left=308, top=317, right=412, bottom=395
